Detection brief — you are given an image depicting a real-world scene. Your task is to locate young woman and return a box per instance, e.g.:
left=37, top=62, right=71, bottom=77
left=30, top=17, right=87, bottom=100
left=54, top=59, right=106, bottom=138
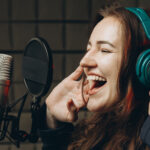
left=39, top=5, right=150, bottom=150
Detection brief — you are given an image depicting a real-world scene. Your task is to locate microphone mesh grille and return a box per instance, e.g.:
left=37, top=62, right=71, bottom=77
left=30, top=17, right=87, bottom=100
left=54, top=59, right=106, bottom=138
left=0, top=54, right=13, bottom=80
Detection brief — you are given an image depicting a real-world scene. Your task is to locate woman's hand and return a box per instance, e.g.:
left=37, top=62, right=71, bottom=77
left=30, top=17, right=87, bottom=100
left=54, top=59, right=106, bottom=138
left=46, top=66, right=89, bottom=128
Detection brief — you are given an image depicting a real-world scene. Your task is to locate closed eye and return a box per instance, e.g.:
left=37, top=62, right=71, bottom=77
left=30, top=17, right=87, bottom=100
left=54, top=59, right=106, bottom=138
left=101, top=49, right=111, bottom=53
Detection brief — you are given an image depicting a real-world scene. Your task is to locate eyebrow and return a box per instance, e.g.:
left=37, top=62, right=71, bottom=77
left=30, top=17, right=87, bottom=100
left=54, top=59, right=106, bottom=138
left=88, top=40, right=116, bottom=48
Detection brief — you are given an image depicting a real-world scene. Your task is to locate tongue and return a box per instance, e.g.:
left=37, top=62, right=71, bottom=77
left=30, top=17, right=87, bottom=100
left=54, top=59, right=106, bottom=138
left=88, top=81, right=106, bottom=95
left=90, top=81, right=106, bottom=90
left=89, top=80, right=106, bottom=90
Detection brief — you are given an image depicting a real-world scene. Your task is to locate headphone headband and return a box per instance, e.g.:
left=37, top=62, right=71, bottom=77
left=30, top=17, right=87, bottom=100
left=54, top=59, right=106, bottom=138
left=126, top=7, right=150, bottom=40
left=126, top=8, right=150, bottom=88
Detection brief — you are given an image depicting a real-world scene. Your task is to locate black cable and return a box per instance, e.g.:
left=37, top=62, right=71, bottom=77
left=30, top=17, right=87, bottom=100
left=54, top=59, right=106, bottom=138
left=0, top=92, right=28, bottom=144
left=8, top=92, right=28, bottom=111
left=10, top=92, right=28, bottom=145
left=17, top=93, right=28, bottom=122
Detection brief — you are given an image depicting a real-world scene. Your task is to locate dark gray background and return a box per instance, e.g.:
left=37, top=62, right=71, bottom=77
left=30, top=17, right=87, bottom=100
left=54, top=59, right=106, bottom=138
left=0, top=0, right=149, bottom=149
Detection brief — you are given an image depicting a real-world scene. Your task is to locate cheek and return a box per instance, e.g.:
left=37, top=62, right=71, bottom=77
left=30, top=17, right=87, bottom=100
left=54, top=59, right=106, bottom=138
left=112, top=57, right=122, bottom=76
left=97, top=55, right=121, bottom=77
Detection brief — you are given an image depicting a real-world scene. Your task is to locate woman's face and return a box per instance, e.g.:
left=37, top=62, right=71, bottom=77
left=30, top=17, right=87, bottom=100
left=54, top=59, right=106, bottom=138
left=80, top=16, right=124, bottom=112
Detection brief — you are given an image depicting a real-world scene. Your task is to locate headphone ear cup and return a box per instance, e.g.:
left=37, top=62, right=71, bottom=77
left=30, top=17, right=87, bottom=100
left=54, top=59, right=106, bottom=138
left=136, top=49, right=150, bottom=88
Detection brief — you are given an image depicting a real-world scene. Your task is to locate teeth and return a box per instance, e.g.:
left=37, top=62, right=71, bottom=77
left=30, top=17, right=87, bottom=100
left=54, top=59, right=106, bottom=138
left=87, top=75, right=106, bottom=89
left=87, top=75, right=106, bottom=81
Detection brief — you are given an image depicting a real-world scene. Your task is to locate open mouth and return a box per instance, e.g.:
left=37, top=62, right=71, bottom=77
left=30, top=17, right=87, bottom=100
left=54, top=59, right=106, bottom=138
left=93, top=80, right=106, bottom=88
left=87, top=75, right=107, bottom=95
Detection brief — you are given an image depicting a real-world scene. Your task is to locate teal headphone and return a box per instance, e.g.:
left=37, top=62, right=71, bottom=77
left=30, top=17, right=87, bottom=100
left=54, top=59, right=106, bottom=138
left=126, top=8, right=150, bottom=88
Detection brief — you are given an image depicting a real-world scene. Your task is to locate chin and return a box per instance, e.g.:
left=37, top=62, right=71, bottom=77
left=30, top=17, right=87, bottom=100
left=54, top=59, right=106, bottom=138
left=86, top=98, right=116, bottom=113
left=86, top=102, right=106, bottom=112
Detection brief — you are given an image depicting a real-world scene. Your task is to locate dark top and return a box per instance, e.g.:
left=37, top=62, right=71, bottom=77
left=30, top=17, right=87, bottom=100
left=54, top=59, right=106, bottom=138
left=140, top=116, right=150, bottom=147
left=38, top=104, right=150, bottom=150
left=40, top=123, right=74, bottom=150
left=38, top=104, right=73, bottom=150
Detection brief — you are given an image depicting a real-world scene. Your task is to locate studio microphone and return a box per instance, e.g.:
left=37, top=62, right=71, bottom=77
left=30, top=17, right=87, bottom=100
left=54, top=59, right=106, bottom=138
left=0, top=37, right=53, bottom=146
left=0, top=54, right=13, bottom=123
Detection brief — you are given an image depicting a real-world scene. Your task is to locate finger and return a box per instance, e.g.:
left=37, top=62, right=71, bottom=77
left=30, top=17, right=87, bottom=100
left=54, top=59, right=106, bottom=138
left=83, top=78, right=88, bottom=85
left=82, top=78, right=89, bottom=102
left=70, top=91, right=86, bottom=109
left=82, top=88, right=89, bottom=103
left=69, top=66, right=83, bottom=81
left=66, top=99, right=78, bottom=122
left=83, top=81, right=89, bottom=94
left=74, top=75, right=89, bottom=104
left=67, top=99, right=78, bottom=112
left=84, top=94, right=89, bottom=103
left=76, top=72, right=87, bottom=89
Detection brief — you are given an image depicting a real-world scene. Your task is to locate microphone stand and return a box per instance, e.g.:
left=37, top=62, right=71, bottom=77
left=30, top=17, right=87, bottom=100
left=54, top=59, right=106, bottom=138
left=0, top=92, right=41, bottom=147
left=28, top=96, right=41, bottom=143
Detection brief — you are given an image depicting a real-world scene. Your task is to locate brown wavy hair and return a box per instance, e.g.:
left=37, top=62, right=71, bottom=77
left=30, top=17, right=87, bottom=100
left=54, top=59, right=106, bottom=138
left=68, top=4, right=150, bottom=150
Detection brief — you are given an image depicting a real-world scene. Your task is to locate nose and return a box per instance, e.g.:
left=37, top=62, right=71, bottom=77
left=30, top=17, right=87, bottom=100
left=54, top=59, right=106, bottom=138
left=80, top=53, right=97, bottom=68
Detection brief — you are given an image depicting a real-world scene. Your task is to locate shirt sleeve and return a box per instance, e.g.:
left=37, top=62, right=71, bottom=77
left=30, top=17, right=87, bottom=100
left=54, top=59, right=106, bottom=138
left=140, top=115, right=150, bottom=146
left=39, top=123, right=74, bottom=150
left=37, top=103, right=74, bottom=150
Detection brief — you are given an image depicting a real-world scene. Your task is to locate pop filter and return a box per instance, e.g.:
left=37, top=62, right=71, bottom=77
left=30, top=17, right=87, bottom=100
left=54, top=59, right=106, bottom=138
left=22, top=37, right=53, bottom=98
